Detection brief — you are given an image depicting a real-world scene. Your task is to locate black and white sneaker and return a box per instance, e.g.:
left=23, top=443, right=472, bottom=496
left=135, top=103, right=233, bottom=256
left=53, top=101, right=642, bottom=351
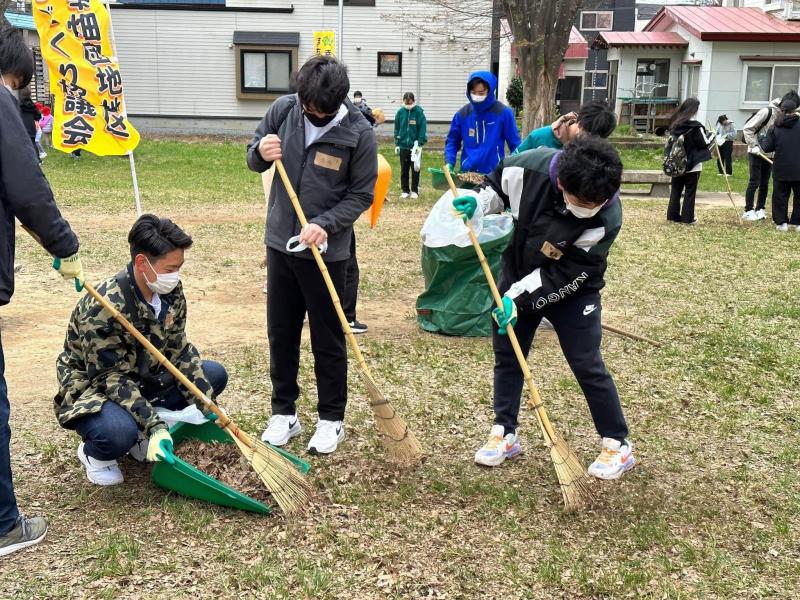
left=261, top=414, right=302, bottom=446
left=0, top=515, right=48, bottom=557
left=347, top=320, right=368, bottom=334
left=308, top=420, right=345, bottom=455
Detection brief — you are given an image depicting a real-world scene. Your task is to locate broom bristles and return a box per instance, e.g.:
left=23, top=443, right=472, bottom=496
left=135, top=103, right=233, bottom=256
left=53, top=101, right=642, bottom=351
left=228, top=427, right=313, bottom=515
left=550, top=435, right=594, bottom=512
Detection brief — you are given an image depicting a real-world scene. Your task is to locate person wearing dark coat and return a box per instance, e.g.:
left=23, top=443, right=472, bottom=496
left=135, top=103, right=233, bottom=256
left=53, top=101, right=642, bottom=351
left=17, top=91, right=41, bottom=162
left=761, top=94, right=800, bottom=231
left=0, top=18, right=83, bottom=557
left=666, top=98, right=713, bottom=224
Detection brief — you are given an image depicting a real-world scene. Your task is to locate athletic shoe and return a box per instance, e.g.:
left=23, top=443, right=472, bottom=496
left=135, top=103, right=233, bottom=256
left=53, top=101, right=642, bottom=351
left=348, top=320, right=368, bottom=334
left=755, top=209, right=767, bottom=220
left=400, top=192, right=409, bottom=199
left=474, top=424, right=523, bottom=467
left=742, top=210, right=757, bottom=221
left=128, top=432, right=148, bottom=463
left=411, top=192, right=419, bottom=199
left=77, top=443, right=123, bottom=486
left=0, top=516, right=48, bottom=557
left=795, top=225, right=800, bottom=232
left=588, top=437, right=636, bottom=480
left=308, top=420, right=345, bottom=454
left=776, top=223, right=789, bottom=232
left=261, top=414, right=302, bottom=446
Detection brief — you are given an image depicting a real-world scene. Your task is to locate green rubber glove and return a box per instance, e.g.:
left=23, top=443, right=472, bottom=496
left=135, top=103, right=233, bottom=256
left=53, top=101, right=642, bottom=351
left=147, top=429, right=175, bottom=464
left=52, top=253, right=85, bottom=292
left=452, top=195, right=477, bottom=222
left=492, top=295, right=518, bottom=335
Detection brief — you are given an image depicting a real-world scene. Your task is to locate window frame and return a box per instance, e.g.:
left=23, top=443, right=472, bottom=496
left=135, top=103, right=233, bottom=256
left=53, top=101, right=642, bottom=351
left=584, top=70, right=609, bottom=90
left=323, top=0, right=375, bottom=5
left=235, top=44, right=298, bottom=101
left=740, top=62, right=800, bottom=108
left=580, top=10, right=614, bottom=31
left=685, top=64, right=700, bottom=100
left=377, top=51, right=403, bottom=77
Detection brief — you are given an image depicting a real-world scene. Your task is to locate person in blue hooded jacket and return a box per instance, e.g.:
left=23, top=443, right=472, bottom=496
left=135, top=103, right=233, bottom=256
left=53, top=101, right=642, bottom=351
left=445, top=71, right=521, bottom=174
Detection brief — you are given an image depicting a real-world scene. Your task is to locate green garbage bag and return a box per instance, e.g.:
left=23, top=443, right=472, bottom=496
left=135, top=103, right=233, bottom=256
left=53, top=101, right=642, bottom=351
left=416, top=191, right=514, bottom=337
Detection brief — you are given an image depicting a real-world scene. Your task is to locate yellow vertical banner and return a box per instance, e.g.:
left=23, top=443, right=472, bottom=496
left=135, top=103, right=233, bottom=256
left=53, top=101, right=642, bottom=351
left=313, top=31, right=336, bottom=57
left=33, top=0, right=140, bottom=156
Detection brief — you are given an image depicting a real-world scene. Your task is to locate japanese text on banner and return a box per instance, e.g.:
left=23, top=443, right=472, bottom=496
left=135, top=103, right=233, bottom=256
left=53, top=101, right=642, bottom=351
left=33, top=0, right=140, bottom=156
left=312, top=31, right=336, bottom=57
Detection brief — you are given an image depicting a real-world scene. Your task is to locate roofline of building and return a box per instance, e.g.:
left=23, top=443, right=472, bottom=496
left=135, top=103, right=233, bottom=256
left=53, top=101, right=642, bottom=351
left=114, top=3, right=294, bottom=13
left=645, top=6, right=800, bottom=43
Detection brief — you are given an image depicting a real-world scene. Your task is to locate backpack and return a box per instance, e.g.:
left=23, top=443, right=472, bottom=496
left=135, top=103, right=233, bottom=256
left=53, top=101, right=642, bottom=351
left=747, top=107, right=774, bottom=143
left=662, top=133, right=687, bottom=177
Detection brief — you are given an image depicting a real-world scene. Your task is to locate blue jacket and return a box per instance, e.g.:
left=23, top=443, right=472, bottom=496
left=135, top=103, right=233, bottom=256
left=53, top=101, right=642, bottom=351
left=445, top=71, right=521, bottom=174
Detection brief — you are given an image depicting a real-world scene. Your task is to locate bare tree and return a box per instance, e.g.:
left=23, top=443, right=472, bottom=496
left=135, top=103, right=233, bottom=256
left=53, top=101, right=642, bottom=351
left=385, top=0, right=583, bottom=133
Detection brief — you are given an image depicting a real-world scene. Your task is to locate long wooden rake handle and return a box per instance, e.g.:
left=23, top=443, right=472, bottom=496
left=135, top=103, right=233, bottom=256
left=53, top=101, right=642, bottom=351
left=601, top=324, right=662, bottom=348
left=273, top=160, right=380, bottom=393
left=444, top=166, right=557, bottom=444
left=757, top=152, right=774, bottom=165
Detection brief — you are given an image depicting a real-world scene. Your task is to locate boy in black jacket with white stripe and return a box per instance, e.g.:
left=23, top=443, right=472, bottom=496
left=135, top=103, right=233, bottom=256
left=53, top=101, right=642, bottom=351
left=452, top=136, right=635, bottom=480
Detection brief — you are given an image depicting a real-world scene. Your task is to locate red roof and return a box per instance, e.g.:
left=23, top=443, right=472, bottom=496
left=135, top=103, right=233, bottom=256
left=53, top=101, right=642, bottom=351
left=645, top=6, right=800, bottom=42
left=593, top=31, right=688, bottom=49
left=565, top=26, right=588, bottom=59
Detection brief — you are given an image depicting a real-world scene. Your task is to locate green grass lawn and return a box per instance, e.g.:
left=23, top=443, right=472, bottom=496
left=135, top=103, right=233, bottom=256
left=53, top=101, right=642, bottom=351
left=2, top=138, right=798, bottom=599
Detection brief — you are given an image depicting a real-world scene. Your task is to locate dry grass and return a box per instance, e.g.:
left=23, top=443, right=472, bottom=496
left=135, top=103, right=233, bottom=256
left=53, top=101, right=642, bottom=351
left=1, top=139, right=798, bottom=599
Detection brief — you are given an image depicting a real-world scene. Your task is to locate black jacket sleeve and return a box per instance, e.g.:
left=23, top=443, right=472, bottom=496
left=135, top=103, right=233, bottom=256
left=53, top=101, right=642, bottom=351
left=246, top=95, right=296, bottom=174
left=0, top=90, right=78, bottom=258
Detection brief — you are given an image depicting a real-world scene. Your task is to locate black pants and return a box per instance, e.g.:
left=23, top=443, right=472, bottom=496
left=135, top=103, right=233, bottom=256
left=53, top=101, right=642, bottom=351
left=492, top=291, right=628, bottom=442
left=399, top=148, right=420, bottom=194
left=745, top=154, right=771, bottom=212
left=342, top=232, right=359, bottom=322
left=667, top=171, right=700, bottom=223
left=267, top=249, right=348, bottom=421
left=716, top=141, right=733, bottom=175
left=771, top=180, right=800, bottom=226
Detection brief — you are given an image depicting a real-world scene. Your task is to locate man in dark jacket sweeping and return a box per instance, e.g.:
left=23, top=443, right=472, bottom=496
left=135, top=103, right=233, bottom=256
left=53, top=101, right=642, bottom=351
left=452, top=137, right=635, bottom=480
left=0, top=18, right=83, bottom=556
left=247, top=55, right=378, bottom=455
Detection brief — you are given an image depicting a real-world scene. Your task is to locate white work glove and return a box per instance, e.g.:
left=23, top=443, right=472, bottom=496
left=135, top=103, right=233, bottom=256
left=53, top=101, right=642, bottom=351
left=748, top=145, right=763, bottom=155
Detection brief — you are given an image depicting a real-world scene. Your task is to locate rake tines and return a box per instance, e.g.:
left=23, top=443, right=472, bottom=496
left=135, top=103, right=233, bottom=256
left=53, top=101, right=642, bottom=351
left=363, top=373, right=424, bottom=465
left=550, top=435, right=594, bottom=512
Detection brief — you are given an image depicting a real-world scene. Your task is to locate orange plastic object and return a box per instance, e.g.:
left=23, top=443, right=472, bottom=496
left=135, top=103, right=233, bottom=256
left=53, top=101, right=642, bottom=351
left=366, top=153, right=392, bottom=229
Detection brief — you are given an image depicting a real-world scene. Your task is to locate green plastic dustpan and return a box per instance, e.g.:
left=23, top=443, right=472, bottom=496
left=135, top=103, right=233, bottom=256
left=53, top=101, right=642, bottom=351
left=151, top=420, right=310, bottom=514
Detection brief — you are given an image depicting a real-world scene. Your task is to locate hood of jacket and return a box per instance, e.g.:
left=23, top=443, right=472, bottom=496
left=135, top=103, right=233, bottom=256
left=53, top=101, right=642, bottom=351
left=466, top=70, right=498, bottom=114
left=672, top=119, right=704, bottom=137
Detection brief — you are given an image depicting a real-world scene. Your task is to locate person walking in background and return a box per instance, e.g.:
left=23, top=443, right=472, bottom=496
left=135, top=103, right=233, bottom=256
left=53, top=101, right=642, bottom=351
left=444, top=71, right=520, bottom=174
left=17, top=90, right=41, bottom=163
left=741, top=96, right=782, bottom=221
left=761, top=95, right=800, bottom=232
left=515, top=101, right=616, bottom=154
left=394, top=91, right=427, bottom=199
left=39, top=105, right=53, bottom=148
left=715, top=114, right=735, bottom=176
left=666, top=98, right=713, bottom=225
left=352, top=91, right=375, bottom=126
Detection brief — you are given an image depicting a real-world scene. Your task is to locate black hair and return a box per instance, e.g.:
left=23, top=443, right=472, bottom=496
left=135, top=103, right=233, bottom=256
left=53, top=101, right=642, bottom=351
left=295, top=55, right=350, bottom=114
left=403, top=91, right=415, bottom=103
left=717, top=114, right=728, bottom=125
left=128, top=214, right=193, bottom=261
left=0, top=12, right=34, bottom=90
left=668, top=97, right=700, bottom=130
left=781, top=89, right=800, bottom=106
left=577, top=101, right=616, bottom=138
left=557, top=136, right=622, bottom=206
left=777, top=97, right=799, bottom=126
left=469, top=78, right=489, bottom=92
left=353, top=90, right=362, bottom=97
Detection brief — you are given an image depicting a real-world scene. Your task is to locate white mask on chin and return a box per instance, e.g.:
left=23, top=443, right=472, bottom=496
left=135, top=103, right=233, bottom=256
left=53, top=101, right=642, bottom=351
left=565, top=200, right=606, bottom=219
left=144, top=257, right=181, bottom=294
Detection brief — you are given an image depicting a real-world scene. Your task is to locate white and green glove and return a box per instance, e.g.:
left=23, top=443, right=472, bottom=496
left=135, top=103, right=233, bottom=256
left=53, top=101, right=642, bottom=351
left=52, top=253, right=85, bottom=292
left=147, top=429, right=176, bottom=464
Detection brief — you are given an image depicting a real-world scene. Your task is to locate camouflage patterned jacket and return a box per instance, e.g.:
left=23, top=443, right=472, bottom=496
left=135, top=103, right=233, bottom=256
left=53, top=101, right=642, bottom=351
left=54, top=266, right=213, bottom=435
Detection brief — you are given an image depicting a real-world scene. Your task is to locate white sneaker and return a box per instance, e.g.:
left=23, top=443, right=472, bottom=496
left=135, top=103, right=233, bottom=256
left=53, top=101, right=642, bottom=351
left=776, top=223, right=789, bottom=232
left=400, top=192, right=409, bottom=199
left=588, top=438, right=636, bottom=480
left=308, top=420, right=345, bottom=454
left=261, top=414, right=302, bottom=446
left=38, top=152, right=47, bottom=159
left=795, top=225, right=800, bottom=232
left=128, top=432, right=148, bottom=463
left=741, top=210, right=757, bottom=221
left=755, top=209, right=767, bottom=220
left=474, top=424, right=523, bottom=467
left=410, top=192, right=419, bottom=199
left=77, top=443, right=123, bottom=486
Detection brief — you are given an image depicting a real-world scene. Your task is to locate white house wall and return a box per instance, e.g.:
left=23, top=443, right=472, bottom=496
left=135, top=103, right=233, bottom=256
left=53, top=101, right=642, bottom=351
left=111, top=0, right=493, bottom=123
left=609, top=47, right=683, bottom=116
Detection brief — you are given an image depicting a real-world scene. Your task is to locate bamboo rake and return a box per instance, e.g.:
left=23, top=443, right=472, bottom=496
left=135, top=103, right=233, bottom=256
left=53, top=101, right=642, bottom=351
left=273, top=160, right=424, bottom=465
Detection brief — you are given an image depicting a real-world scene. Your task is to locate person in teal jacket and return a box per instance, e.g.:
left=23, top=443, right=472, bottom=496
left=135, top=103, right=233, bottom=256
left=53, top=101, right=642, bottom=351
left=394, top=92, right=427, bottom=198
left=515, top=101, right=616, bottom=154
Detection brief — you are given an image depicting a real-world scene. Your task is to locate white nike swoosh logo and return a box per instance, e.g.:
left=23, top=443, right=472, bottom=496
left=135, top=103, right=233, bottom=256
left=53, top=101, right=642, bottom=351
left=583, top=305, right=597, bottom=316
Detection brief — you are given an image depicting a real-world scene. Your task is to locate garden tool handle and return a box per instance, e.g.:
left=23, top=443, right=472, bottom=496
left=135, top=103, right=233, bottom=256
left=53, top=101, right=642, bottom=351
left=443, top=165, right=557, bottom=443
left=81, top=282, right=228, bottom=426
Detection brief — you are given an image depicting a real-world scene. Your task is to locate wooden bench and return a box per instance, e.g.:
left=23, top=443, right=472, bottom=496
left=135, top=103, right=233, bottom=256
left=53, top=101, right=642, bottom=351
left=620, top=169, right=671, bottom=198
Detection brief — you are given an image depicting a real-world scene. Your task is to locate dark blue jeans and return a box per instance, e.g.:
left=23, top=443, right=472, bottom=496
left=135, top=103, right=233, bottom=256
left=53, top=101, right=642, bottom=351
left=72, top=360, right=227, bottom=461
left=0, top=331, right=20, bottom=535
left=492, top=291, right=629, bottom=442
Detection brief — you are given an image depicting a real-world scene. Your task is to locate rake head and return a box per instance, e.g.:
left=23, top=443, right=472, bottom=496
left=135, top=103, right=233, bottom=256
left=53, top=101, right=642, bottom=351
left=362, top=373, right=424, bottom=466
left=550, top=434, right=594, bottom=512
left=228, top=427, right=313, bottom=515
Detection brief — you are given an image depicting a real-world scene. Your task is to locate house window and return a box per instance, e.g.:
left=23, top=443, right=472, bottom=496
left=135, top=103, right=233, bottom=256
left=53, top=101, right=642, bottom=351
left=743, top=64, right=800, bottom=104
left=585, top=70, right=608, bottom=90
left=636, top=58, right=670, bottom=98
left=378, top=52, right=402, bottom=77
left=323, top=0, right=375, bottom=4
left=685, top=65, right=700, bottom=99
left=580, top=11, right=613, bottom=31
left=240, top=50, right=291, bottom=94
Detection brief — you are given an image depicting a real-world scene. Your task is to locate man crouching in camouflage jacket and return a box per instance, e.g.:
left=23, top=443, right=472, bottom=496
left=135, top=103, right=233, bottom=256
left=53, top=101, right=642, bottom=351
left=54, top=215, right=227, bottom=486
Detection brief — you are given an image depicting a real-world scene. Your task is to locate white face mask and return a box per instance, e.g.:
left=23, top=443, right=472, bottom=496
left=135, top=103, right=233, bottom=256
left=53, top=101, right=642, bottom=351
left=144, top=257, right=181, bottom=295
left=354, top=98, right=362, bottom=105
left=404, top=103, right=415, bottom=110
left=565, top=199, right=605, bottom=219
left=470, top=93, right=488, bottom=103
